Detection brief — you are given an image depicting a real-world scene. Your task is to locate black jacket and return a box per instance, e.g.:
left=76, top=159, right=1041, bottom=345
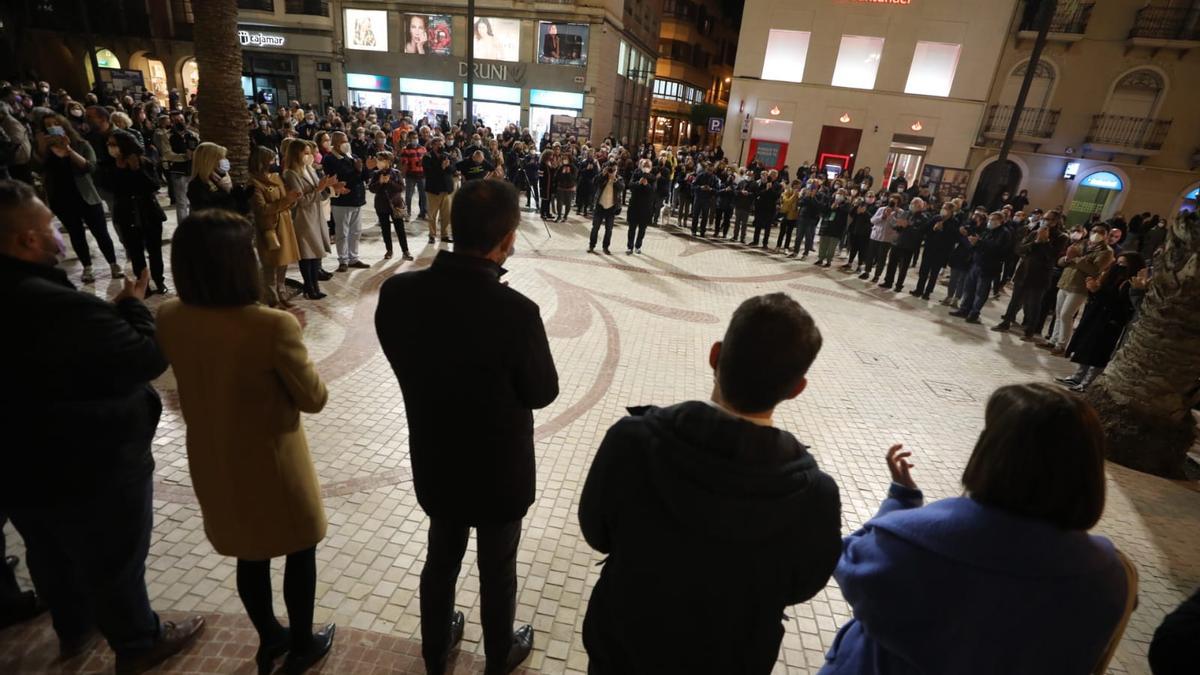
left=375, top=252, right=559, bottom=525
left=753, top=182, right=782, bottom=220
left=1013, top=226, right=1068, bottom=287
left=894, top=209, right=931, bottom=251
left=322, top=153, right=366, bottom=207
left=626, top=179, right=655, bottom=225
left=580, top=402, right=841, bottom=675
left=970, top=225, right=1013, bottom=275
left=819, top=202, right=851, bottom=237
left=423, top=150, right=455, bottom=194
left=0, top=255, right=166, bottom=507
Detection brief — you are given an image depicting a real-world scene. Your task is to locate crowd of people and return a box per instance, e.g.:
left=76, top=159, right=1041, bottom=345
left=2, top=77, right=1198, bottom=675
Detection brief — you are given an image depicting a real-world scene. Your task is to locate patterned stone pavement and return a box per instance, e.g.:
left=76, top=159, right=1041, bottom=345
left=3, top=205, right=1199, bottom=674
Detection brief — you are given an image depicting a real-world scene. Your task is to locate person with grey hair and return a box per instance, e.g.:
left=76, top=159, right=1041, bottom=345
left=322, top=131, right=369, bottom=272
left=879, top=197, right=931, bottom=292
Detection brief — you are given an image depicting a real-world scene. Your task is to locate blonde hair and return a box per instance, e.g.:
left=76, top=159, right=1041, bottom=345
left=190, top=142, right=227, bottom=180
left=279, top=137, right=295, bottom=162
left=110, top=112, right=132, bottom=129
left=283, top=139, right=314, bottom=173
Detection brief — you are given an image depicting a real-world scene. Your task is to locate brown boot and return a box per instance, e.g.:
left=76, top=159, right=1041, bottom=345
left=114, top=616, right=205, bottom=675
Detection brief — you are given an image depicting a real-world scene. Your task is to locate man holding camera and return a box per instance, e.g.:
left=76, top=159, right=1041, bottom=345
left=588, top=163, right=624, bottom=254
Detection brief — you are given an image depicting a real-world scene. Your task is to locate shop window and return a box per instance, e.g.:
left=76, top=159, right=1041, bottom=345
left=904, top=41, right=960, bottom=97
left=832, top=35, right=885, bottom=90
left=285, top=0, right=328, bottom=16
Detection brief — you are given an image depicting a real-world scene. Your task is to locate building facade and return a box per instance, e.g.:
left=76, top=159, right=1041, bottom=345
left=722, top=0, right=1019, bottom=203
left=650, top=0, right=739, bottom=147
left=966, top=0, right=1200, bottom=223
left=334, top=0, right=661, bottom=144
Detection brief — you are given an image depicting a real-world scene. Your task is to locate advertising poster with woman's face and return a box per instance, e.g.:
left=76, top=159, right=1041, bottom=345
left=344, top=9, right=388, bottom=52
left=404, top=14, right=452, bottom=56
left=538, top=22, right=589, bottom=66
left=474, top=17, right=520, bottom=62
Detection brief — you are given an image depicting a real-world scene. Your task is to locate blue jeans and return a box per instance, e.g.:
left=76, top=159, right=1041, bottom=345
left=958, top=265, right=997, bottom=318
left=8, top=476, right=160, bottom=657
left=946, top=267, right=969, bottom=300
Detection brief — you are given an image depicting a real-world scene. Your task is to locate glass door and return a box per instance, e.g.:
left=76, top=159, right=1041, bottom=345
left=884, top=143, right=927, bottom=191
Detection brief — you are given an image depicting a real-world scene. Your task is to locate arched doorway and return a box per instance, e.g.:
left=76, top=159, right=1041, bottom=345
left=130, top=51, right=170, bottom=105
left=84, top=48, right=121, bottom=89
left=970, top=159, right=1022, bottom=210
left=1067, top=170, right=1124, bottom=225
left=180, top=58, right=200, bottom=103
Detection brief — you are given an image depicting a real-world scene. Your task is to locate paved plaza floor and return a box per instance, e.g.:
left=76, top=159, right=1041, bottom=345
left=3, top=207, right=1199, bottom=674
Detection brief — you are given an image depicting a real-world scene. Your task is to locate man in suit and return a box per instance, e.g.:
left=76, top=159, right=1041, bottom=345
left=578, top=293, right=842, bottom=674
left=375, top=179, right=559, bottom=675
left=0, top=179, right=204, bottom=672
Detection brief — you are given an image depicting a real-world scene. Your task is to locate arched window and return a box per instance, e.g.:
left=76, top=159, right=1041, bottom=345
left=181, top=58, right=200, bottom=100
left=1103, top=68, right=1165, bottom=119
left=85, top=48, right=122, bottom=88
left=999, top=59, right=1056, bottom=110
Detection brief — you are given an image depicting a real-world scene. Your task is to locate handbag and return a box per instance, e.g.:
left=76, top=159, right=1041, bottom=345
left=264, top=228, right=281, bottom=251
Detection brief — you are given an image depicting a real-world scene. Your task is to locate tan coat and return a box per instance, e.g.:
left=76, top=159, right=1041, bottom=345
left=284, top=166, right=332, bottom=260
left=156, top=300, right=328, bottom=560
left=250, top=173, right=302, bottom=268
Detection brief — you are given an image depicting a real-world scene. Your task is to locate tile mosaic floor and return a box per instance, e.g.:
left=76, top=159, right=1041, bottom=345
left=3, top=206, right=1198, bottom=674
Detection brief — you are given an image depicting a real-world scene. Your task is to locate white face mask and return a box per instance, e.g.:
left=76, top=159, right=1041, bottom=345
left=217, top=158, right=231, bottom=174
left=339, top=142, right=352, bottom=156
left=1090, top=233, right=1104, bottom=243
left=1070, top=232, right=1083, bottom=241
left=988, top=219, right=1003, bottom=230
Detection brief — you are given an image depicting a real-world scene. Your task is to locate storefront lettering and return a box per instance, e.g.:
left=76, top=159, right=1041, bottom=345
left=457, top=62, right=527, bottom=85
left=239, top=30, right=287, bottom=48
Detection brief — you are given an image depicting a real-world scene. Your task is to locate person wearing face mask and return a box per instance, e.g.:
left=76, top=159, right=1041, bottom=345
left=749, top=171, right=781, bottom=248
left=251, top=117, right=281, bottom=154
left=881, top=198, right=931, bottom=293
left=860, top=198, right=901, bottom=282
left=816, top=191, right=851, bottom=267
left=34, top=113, right=122, bottom=283
left=1055, top=252, right=1146, bottom=391
left=841, top=197, right=874, bottom=273
left=164, top=111, right=199, bottom=224
left=375, top=179, right=557, bottom=675
left=297, top=112, right=318, bottom=141
left=284, top=140, right=342, bottom=300
left=949, top=212, right=1013, bottom=324
left=248, top=146, right=303, bottom=307
left=993, top=210, right=1069, bottom=339
left=186, top=142, right=248, bottom=213
left=399, top=131, right=428, bottom=220
left=101, top=129, right=169, bottom=295
left=322, top=131, right=369, bottom=272
left=1044, top=225, right=1114, bottom=356
left=0, top=178, right=207, bottom=673
left=368, top=151, right=413, bottom=261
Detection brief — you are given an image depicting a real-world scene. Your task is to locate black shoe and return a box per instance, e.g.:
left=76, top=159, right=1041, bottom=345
left=114, top=616, right=205, bottom=675
left=428, top=236, right=436, bottom=244
left=255, top=629, right=291, bottom=675
left=921, top=294, right=931, bottom=300
left=282, top=623, right=336, bottom=675
left=348, top=260, right=371, bottom=269
left=152, top=283, right=169, bottom=296
left=317, top=270, right=333, bottom=281
left=892, top=286, right=903, bottom=293
left=948, top=310, right=967, bottom=318
left=57, top=626, right=100, bottom=660
left=965, top=315, right=981, bottom=324
left=909, top=290, right=922, bottom=297
left=858, top=272, right=870, bottom=280
left=441, top=237, right=453, bottom=243
left=587, top=247, right=595, bottom=253
left=877, top=282, right=890, bottom=288
left=304, top=291, right=327, bottom=300
left=484, top=625, right=533, bottom=675
left=991, top=321, right=1012, bottom=332
left=1055, top=376, right=1081, bottom=386
left=603, top=248, right=611, bottom=255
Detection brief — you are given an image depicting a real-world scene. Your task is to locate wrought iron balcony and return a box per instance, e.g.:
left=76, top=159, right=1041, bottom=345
left=1019, top=1, right=1094, bottom=35
left=1130, top=6, right=1200, bottom=41
left=1085, top=115, right=1172, bottom=154
left=981, top=105, right=1060, bottom=140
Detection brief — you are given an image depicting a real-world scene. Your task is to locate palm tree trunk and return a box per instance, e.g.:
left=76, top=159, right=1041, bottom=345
left=193, top=0, right=249, bottom=183
left=1085, top=212, right=1200, bottom=478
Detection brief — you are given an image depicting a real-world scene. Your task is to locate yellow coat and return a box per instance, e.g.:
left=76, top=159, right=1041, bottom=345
left=250, top=173, right=302, bottom=268
left=156, top=300, right=328, bottom=560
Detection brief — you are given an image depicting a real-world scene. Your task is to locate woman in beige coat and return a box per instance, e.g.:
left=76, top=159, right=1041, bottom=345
left=156, top=210, right=336, bottom=674
left=249, top=146, right=302, bottom=307
left=283, top=139, right=342, bottom=300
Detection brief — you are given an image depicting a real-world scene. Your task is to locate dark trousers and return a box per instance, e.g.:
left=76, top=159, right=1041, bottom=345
left=405, top=175, right=428, bottom=217
left=797, top=218, right=818, bottom=254
left=236, top=547, right=316, bottom=651
left=716, top=207, right=732, bottom=236
left=540, top=188, right=553, bottom=219
left=913, top=250, right=949, bottom=297
left=298, top=258, right=323, bottom=295
left=776, top=219, right=796, bottom=250
left=589, top=206, right=618, bottom=250
left=627, top=219, right=649, bottom=251
left=1002, top=278, right=1050, bottom=336
left=732, top=208, right=751, bottom=241
left=884, top=247, right=916, bottom=288
left=117, top=218, right=165, bottom=286
left=528, top=177, right=540, bottom=208
left=421, top=518, right=521, bottom=673
left=378, top=211, right=410, bottom=255
left=864, top=240, right=892, bottom=279
left=1001, top=252, right=1019, bottom=284
left=846, top=234, right=869, bottom=268
left=958, top=265, right=998, bottom=318
left=691, top=201, right=713, bottom=236
left=7, top=476, right=160, bottom=657
left=53, top=201, right=118, bottom=268
left=750, top=213, right=773, bottom=246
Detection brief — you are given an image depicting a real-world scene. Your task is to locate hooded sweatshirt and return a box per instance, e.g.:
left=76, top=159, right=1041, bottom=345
left=580, top=401, right=842, bottom=675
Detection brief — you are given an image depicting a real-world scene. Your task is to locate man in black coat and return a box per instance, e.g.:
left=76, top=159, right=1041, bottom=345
left=689, top=162, right=718, bottom=237
left=881, top=198, right=931, bottom=292
left=579, top=293, right=842, bottom=675
left=993, top=209, right=1069, bottom=339
left=0, top=180, right=203, bottom=671
left=422, top=136, right=455, bottom=243
left=375, top=179, right=559, bottom=675
left=951, top=210, right=1014, bottom=323
left=589, top=163, right=624, bottom=254
left=750, top=171, right=782, bottom=248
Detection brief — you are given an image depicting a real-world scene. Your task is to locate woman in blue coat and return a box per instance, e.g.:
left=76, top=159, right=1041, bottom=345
left=821, top=383, right=1128, bottom=675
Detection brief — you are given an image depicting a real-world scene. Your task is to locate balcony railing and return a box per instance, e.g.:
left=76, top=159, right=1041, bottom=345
left=1019, top=1, right=1094, bottom=34
left=1130, top=6, right=1200, bottom=41
left=1086, top=115, right=1172, bottom=152
left=982, top=105, right=1061, bottom=139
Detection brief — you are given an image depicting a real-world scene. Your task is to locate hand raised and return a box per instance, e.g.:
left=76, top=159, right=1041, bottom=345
left=115, top=268, right=150, bottom=302
left=886, top=444, right=917, bottom=489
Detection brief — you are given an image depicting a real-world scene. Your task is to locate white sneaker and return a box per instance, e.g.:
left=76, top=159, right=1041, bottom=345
left=110, top=263, right=124, bottom=278
left=81, top=266, right=95, bottom=284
